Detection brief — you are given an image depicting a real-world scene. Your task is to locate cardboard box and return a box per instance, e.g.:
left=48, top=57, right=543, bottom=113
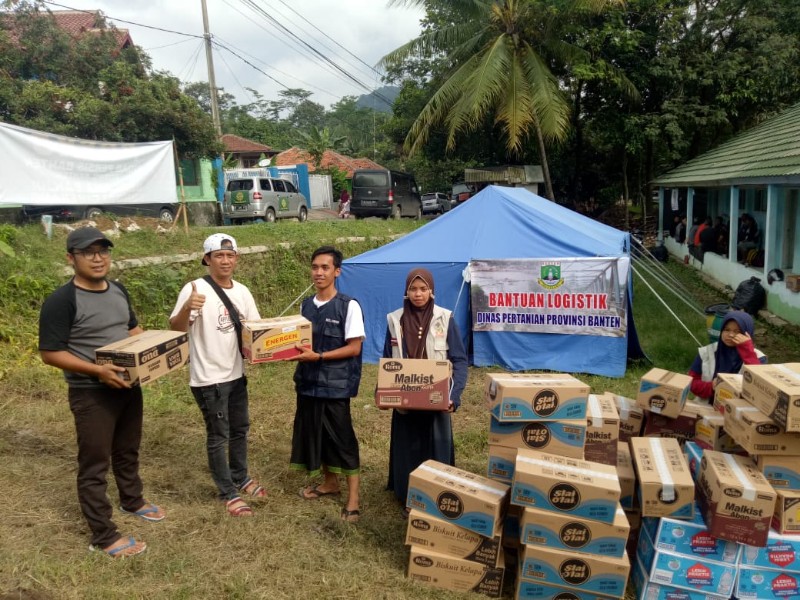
left=519, top=543, right=630, bottom=597
left=632, top=555, right=722, bottom=600
left=485, top=373, right=589, bottom=422
left=407, top=460, right=509, bottom=537
left=487, top=415, right=585, bottom=459
left=630, top=437, right=694, bottom=519
left=515, top=579, right=614, bottom=600
left=583, top=394, right=620, bottom=466
left=786, top=273, right=800, bottom=292
left=511, top=449, right=620, bottom=523
left=736, top=565, right=800, bottom=600
left=520, top=504, right=629, bottom=558
left=407, top=546, right=504, bottom=598
left=742, top=363, right=800, bottom=431
left=757, top=454, right=800, bottom=490
left=375, top=358, right=451, bottom=410
left=624, top=509, right=641, bottom=560
left=502, top=503, right=523, bottom=551
left=694, top=412, right=743, bottom=453
left=605, top=392, right=644, bottom=442
left=405, top=510, right=502, bottom=567
left=773, top=489, right=800, bottom=535
left=713, top=373, right=743, bottom=413
left=684, top=440, right=703, bottom=482
left=241, top=315, right=311, bottom=362
left=95, top=330, right=188, bottom=386
left=696, top=450, right=777, bottom=547
left=720, top=396, right=800, bottom=455
left=616, top=442, right=636, bottom=510
left=643, top=399, right=716, bottom=446
left=637, top=368, right=692, bottom=418
left=487, top=444, right=516, bottom=484
left=740, top=530, right=800, bottom=573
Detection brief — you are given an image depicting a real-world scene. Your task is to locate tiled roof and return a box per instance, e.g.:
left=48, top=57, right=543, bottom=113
left=273, top=147, right=385, bottom=178
left=2, top=10, right=132, bottom=50
left=653, top=102, right=800, bottom=187
left=221, top=134, right=274, bottom=154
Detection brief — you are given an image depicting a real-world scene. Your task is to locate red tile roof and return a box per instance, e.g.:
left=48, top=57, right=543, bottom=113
left=2, top=10, right=133, bottom=51
left=273, top=147, right=385, bottom=178
left=221, top=134, right=274, bottom=154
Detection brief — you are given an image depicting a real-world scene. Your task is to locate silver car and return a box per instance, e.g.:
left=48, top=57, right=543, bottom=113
left=421, top=192, right=451, bottom=215
left=222, top=177, right=308, bottom=223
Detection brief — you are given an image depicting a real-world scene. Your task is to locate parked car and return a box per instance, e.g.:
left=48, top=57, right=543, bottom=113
left=222, top=176, right=308, bottom=224
left=350, top=169, right=422, bottom=219
left=451, top=181, right=476, bottom=205
left=22, top=203, right=178, bottom=222
left=421, top=192, right=452, bottom=215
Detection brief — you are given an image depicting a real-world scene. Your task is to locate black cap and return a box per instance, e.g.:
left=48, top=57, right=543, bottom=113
left=66, top=227, right=114, bottom=251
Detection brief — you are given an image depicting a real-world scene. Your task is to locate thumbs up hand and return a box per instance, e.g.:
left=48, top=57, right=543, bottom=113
left=185, top=281, right=206, bottom=313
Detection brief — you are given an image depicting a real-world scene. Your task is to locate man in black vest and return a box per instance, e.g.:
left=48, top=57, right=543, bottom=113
left=288, top=246, right=365, bottom=523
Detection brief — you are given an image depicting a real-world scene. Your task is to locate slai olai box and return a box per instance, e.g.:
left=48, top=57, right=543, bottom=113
left=242, top=315, right=311, bottom=362
left=485, top=372, right=589, bottom=422
left=405, top=510, right=502, bottom=567
left=520, top=504, right=629, bottom=558
left=487, top=415, right=586, bottom=459
left=375, top=358, right=451, bottom=411
left=637, top=368, right=692, bottom=419
left=95, top=330, right=188, bottom=386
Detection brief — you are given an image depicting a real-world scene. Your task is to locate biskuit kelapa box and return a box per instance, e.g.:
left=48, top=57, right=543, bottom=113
left=407, top=460, right=509, bottom=537
left=407, top=546, right=504, bottom=598
left=742, top=363, right=800, bottom=432
left=637, top=368, right=692, bottom=419
left=630, top=437, right=694, bottom=519
left=485, top=373, right=589, bottom=422
left=95, top=330, right=188, bottom=386
left=375, top=358, right=451, bottom=411
left=405, top=510, right=502, bottom=567
left=242, top=315, right=311, bottom=363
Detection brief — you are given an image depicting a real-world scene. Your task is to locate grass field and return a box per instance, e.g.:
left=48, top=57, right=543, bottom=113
left=1, top=217, right=798, bottom=599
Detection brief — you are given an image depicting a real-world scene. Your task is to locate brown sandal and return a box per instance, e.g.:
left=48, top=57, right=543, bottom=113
left=340, top=507, right=360, bottom=523
left=239, top=478, right=267, bottom=498
left=225, top=497, right=253, bottom=517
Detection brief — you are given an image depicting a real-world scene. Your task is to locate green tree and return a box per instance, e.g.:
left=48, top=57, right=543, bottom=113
left=298, top=126, right=346, bottom=169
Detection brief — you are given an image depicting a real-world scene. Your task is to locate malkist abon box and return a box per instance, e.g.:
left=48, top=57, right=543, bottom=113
left=583, top=393, right=620, bottom=466
left=405, top=509, right=502, bottom=567
left=95, top=330, right=188, bottom=386
left=742, top=363, right=800, bottom=432
left=242, top=315, right=311, bottom=363
left=375, top=358, right=451, bottom=411
left=637, top=368, right=692, bottom=419
left=630, top=437, right=694, bottom=519
left=485, top=372, right=589, bottom=422
left=604, top=392, right=644, bottom=442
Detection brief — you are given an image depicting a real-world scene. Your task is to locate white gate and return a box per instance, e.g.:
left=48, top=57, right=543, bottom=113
left=308, top=174, right=333, bottom=209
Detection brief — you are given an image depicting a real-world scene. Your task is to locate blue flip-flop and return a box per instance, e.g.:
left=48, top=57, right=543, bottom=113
left=120, top=502, right=165, bottom=522
left=90, top=536, right=147, bottom=558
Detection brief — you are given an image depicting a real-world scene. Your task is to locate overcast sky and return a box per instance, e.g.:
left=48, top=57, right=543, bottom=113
left=41, top=0, right=425, bottom=108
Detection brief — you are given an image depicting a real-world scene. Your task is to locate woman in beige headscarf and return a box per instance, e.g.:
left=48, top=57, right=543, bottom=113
left=382, top=268, right=468, bottom=516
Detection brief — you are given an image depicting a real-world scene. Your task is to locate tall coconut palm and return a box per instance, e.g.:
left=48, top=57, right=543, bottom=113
left=383, top=0, right=628, bottom=200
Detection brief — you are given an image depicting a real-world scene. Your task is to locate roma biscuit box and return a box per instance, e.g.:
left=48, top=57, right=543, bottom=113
left=757, top=454, right=800, bottom=490
left=773, top=488, right=800, bottom=535
left=485, top=373, right=589, bottom=422
left=487, top=444, right=517, bottom=484
left=511, top=449, right=620, bottom=523
left=375, top=358, right=451, bottom=411
left=713, top=373, right=743, bottom=414
left=95, top=330, right=188, bottom=386
left=740, top=530, right=800, bottom=573
left=630, top=437, right=694, bottom=519
left=487, top=415, right=585, bottom=459
left=643, top=399, right=716, bottom=446
left=694, top=412, right=743, bottom=454
left=632, top=555, right=727, bottom=600
left=241, top=315, right=311, bottom=362
left=407, top=460, right=509, bottom=537
left=696, top=450, right=777, bottom=547
left=736, top=566, right=800, bottom=600
left=637, top=368, right=692, bottom=419
left=519, top=543, right=630, bottom=598
left=742, top=363, right=800, bottom=431
left=636, top=525, right=737, bottom=598
left=407, top=546, right=504, bottom=598
left=616, top=442, right=636, bottom=510
left=720, top=396, right=800, bottom=455
left=520, top=504, right=629, bottom=558
left=405, top=510, right=502, bottom=568
left=515, top=579, right=613, bottom=600
left=604, top=392, right=644, bottom=442
left=583, top=394, right=619, bottom=466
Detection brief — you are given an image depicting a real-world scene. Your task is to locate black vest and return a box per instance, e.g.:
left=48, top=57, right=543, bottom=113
left=293, top=293, right=362, bottom=399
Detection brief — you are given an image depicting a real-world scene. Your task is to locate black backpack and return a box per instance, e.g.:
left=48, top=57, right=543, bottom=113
left=732, top=277, right=766, bottom=315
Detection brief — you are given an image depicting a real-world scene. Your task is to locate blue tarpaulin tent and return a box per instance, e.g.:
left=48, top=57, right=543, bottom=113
left=338, top=185, right=644, bottom=377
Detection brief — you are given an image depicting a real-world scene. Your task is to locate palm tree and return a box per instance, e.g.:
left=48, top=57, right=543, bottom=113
left=383, top=0, right=629, bottom=200
left=298, top=126, right=346, bottom=169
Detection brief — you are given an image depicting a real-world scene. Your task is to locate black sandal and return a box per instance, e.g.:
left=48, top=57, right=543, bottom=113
left=340, top=507, right=360, bottom=523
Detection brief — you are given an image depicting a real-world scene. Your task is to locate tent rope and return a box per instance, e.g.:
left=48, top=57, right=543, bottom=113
left=631, top=238, right=703, bottom=313
left=278, top=283, right=314, bottom=317
left=453, top=269, right=468, bottom=314
left=632, top=256, right=705, bottom=318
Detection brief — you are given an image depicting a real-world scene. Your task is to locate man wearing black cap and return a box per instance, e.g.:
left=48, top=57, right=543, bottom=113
left=39, top=227, right=164, bottom=558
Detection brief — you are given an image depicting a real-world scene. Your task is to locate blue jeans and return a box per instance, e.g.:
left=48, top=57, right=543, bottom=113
left=191, top=376, right=250, bottom=500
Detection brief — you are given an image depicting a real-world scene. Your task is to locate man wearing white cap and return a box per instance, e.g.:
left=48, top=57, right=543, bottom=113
left=170, top=233, right=266, bottom=516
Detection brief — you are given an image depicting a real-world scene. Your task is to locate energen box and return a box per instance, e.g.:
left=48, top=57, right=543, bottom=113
left=720, top=396, right=800, bottom=454
left=241, top=315, right=311, bottom=362
left=584, top=394, right=620, bottom=466
left=95, top=330, right=188, bottom=386
left=697, top=450, right=777, bottom=547
left=512, top=449, right=620, bottom=523
left=773, top=489, right=800, bottom=535
left=637, top=368, right=692, bottom=418
left=375, top=358, right=451, bottom=410
left=757, top=454, right=800, bottom=490
left=487, top=415, right=585, bottom=459
left=604, top=392, right=644, bottom=442
left=713, top=373, right=743, bottom=413
left=516, top=579, right=613, bottom=600
left=740, top=530, right=800, bottom=573
left=485, top=373, right=589, bottom=422
left=407, top=546, right=504, bottom=598
left=616, top=442, right=636, bottom=510
left=520, top=504, right=629, bottom=558
left=742, top=363, right=800, bottom=431
left=487, top=444, right=517, bottom=484
left=405, top=510, right=502, bottom=567
left=736, top=566, right=800, bottom=600
left=630, top=437, right=694, bottom=519
left=407, top=460, right=509, bottom=537
left=519, top=543, right=630, bottom=597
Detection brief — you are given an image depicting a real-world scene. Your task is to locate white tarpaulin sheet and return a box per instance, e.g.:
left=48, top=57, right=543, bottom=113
left=0, top=122, right=177, bottom=205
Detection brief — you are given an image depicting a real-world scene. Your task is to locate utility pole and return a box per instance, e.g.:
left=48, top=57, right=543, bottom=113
left=201, top=0, right=222, bottom=137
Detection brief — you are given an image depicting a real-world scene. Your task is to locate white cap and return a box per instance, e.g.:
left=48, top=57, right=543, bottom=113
left=202, top=233, right=237, bottom=264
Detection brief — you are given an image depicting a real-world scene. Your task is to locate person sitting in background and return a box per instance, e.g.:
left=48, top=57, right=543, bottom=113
left=338, top=189, right=351, bottom=219
left=688, top=311, right=766, bottom=401
left=737, top=213, right=759, bottom=260
left=699, top=217, right=719, bottom=255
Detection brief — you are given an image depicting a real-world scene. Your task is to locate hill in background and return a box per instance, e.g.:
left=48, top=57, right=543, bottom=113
left=355, top=86, right=399, bottom=112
